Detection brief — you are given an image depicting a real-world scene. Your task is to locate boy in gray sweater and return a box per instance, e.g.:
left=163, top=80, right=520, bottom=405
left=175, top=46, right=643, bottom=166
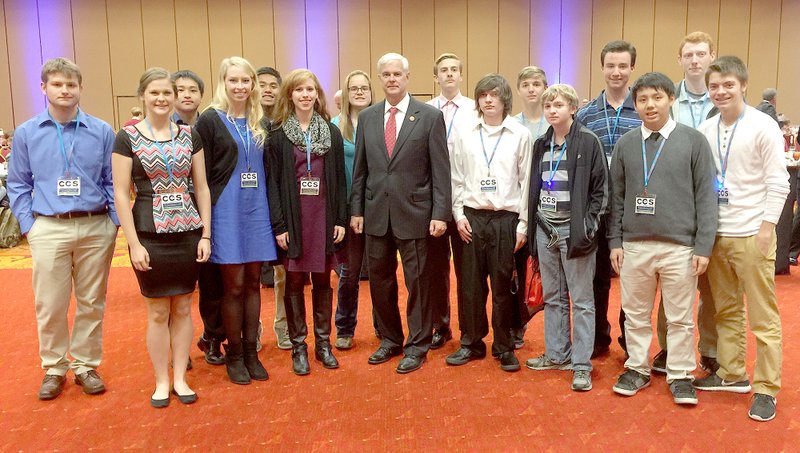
left=608, top=72, right=717, bottom=405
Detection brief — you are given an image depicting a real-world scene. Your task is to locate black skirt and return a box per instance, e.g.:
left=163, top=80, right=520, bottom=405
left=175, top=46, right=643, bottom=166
left=133, top=229, right=202, bottom=298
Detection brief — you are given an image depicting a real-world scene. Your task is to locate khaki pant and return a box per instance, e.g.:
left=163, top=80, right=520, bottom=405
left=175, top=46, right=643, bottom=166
left=707, top=235, right=782, bottom=396
left=620, top=241, right=697, bottom=382
left=656, top=273, right=724, bottom=357
left=273, top=264, right=287, bottom=331
left=28, top=215, right=117, bottom=376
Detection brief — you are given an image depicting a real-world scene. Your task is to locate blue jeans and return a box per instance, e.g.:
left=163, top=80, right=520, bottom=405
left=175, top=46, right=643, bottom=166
left=335, top=229, right=365, bottom=338
left=536, top=224, right=596, bottom=371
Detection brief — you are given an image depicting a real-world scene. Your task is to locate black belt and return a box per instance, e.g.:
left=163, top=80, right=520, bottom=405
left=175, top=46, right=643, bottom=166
left=43, top=208, right=108, bottom=220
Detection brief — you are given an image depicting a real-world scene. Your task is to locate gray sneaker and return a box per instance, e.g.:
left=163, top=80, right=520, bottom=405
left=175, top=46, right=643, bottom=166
left=692, top=373, right=751, bottom=393
left=525, top=354, right=573, bottom=371
left=613, top=369, right=651, bottom=396
left=256, top=320, right=263, bottom=352
left=572, top=370, right=592, bottom=391
left=748, top=393, right=777, bottom=422
left=274, top=324, right=292, bottom=350
left=669, top=378, right=698, bottom=405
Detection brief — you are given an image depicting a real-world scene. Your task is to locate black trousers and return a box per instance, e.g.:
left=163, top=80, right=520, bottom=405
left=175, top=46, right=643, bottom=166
left=458, top=208, right=517, bottom=356
left=427, top=220, right=462, bottom=334
left=367, top=222, right=433, bottom=357
left=198, top=261, right=225, bottom=341
left=593, top=215, right=614, bottom=350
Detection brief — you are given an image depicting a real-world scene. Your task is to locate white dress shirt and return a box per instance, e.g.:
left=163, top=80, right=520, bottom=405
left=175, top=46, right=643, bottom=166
left=427, top=92, right=478, bottom=155
left=383, top=93, right=411, bottom=139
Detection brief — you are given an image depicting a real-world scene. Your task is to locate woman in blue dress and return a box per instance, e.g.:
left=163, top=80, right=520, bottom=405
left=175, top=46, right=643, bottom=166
left=268, top=69, right=347, bottom=376
left=195, top=57, right=277, bottom=385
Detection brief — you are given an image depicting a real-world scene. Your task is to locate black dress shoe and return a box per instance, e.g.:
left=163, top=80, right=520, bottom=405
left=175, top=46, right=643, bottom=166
left=38, top=375, right=66, bottom=400
left=315, top=346, right=340, bottom=369
left=499, top=351, right=521, bottom=372
left=368, top=346, right=402, bottom=365
left=197, top=335, right=225, bottom=366
left=172, top=389, right=198, bottom=405
left=292, top=349, right=311, bottom=376
left=397, top=355, right=426, bottom=374
left=430, top=330, right=452, bottom=350
left=445, top=347, right=486, bottom=366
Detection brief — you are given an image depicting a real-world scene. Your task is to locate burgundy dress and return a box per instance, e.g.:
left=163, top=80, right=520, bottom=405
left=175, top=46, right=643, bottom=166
left=285, top=145, right=336, bottom=273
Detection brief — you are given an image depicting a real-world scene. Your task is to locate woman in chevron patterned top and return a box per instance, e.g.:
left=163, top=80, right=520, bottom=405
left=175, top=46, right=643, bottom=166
left=112, top=67, right=212, bottom=408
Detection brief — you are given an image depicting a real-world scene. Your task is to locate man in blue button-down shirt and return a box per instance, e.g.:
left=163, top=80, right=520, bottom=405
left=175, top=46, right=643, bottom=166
left=7, top=58, right=118, bottom=401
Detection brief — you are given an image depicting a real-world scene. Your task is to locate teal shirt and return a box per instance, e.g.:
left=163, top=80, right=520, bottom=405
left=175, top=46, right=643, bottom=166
left=331, top=115, right=355, bottom=197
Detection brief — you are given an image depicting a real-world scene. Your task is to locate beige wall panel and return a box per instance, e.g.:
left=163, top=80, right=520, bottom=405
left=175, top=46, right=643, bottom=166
left=141, top=0, right=178, bottom=71
left=746, top=0, right=780, bottom=108
left=5, top=0, right=45, bottom=123
left=433, top=0, right=468, bottom=79
left=368, top=0, right=401, bottom=103
left=72, top=0, right=115, bottom=125
left=37, top=0, right=75, bottom=62
left=273, top=0, right=308, bottom=73
left=717, top=0, right=750, bottom=59
left=241, top=0, right=276, bottom=69
left=0, top=0, right=15, bottom=128
left=651, top=0, right=686, bottom=82
left=686, top=0, right=720, bottom=39
left=305, top=0, right=340, bottom=100
left=466, top=0, right=498, bottom=95
left=588, top=0, right=624, bottom=99
left=106, top=0, right=145, bottom=120
left=498, top=0, right=530, bottom=113
left=337, top=0, right=372, bottom=88
left=622, top=0, right=655, bottom=73
left=208, top=0, right=244, bottom=88
left=777, top=0, right=800, bottom=123
left=401, top=0, right=435, bottom=97
left=174, top=0, right=213, bottom=111
left=530, top=0, right=561, bottom=87
left=561, top=0, right=593, bottom=99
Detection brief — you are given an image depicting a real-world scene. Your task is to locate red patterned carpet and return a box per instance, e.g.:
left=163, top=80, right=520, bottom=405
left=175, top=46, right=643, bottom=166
left=1, top=263, right=798, bottom=451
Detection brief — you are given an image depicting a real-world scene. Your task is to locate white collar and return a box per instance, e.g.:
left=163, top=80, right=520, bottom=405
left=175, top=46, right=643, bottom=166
left=385, top=94, right=410, bottom=114
left=641, top=118, right=677, bottom=139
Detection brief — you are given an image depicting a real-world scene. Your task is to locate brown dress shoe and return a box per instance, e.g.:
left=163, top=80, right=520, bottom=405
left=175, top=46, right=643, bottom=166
left=74, top=370, right=106, bottom=395
left=38, top=375, right=66, bottom=400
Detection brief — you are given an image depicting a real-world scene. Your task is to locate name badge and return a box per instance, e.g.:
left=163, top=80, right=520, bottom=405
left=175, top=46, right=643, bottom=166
left=241, top=172, right=258, bottom=188
left=480, top=178, right=498, bottom=193
left=57, top=177, right=81, bottom=196
left=717, top=187, right=729, bottom=206
left=157, top=192, right=184, bottom=211
left=635, top=193, right=656, bottom=215
left=540, top=192, right=557, bottom=212
left=300, top=176, right=320, bottom=196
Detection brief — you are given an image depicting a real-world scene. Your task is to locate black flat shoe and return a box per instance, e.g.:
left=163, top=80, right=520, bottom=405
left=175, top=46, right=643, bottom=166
left=150, top=392, right=170, bottom=408
left=171, top=389, right=198, bottom=405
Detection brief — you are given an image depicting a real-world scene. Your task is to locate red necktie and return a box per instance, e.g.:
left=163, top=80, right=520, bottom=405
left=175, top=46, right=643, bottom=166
left=385, top=107, right=398, bottom=157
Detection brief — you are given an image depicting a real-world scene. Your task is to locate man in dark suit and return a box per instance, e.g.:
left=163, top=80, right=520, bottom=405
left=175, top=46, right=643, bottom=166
left=350, top=52, right=451, bottom=374
left=756, top=88, right=779, bottom=124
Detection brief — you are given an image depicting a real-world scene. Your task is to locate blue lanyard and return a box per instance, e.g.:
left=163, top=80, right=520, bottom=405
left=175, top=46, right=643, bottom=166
left=684, top=82, right=710, bottom=129
left=438, top=99, right=459, bottom=141
left=145, top=119, right=176, bottom=187
left=521, top=112, right=545, bottom=138
left=228, top=116, right=252, bottom=171
left=641, top=134, right=667, bottom=191
left=479, top=126, right=504, bottom=172
left=715, top=111, right=745, bottom=189
left=48, top=110, right=81, bottom=177
left=602, top=92, right=624, bottom=149
left=546, top=139, right=567, bottom=190
left=304, top=131, right=313, bottom=175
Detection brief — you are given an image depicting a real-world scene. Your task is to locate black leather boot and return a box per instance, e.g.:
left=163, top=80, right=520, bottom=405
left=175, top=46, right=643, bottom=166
left=285, top=293, right=310, bottom=375
left=312, top=287, right=339, bottom=369
left=223, top=342, right=251, bottom=385
left=242, top=340, right=268, bottom=381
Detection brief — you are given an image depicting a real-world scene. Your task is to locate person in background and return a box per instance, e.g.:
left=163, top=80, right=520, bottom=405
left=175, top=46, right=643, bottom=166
left=333, top=89, right=343, bottom=116
left=256, top=66, right=291, bottom=351
left=756, top=88, right=779, bottom=124
left=195, top=56, right=277, bottom=385
left=332, top=70, right=373, bottom=350
left=171, top=70, right=204, bottom=127
left=112, top=67, right=211, bottom=407
left=8, top=57, right=119, bottom=400
left=123, top=106, right=143, bottom=127
left=268, top=69, right=347, bottom=375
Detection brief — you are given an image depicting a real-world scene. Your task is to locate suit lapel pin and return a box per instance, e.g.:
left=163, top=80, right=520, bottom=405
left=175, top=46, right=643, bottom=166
left=409, top=115, right=416, bottom=122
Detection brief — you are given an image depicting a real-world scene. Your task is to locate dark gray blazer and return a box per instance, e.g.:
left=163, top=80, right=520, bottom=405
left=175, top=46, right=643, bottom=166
left=350, top=95, right=452, bottom=240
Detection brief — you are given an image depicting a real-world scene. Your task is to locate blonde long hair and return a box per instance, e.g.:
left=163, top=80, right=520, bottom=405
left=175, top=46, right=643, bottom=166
left=272, top=69, right=330, bottom=127
left=207, top=56, right=266, bottom=146
left=338, top=70, right=373, bottom=141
